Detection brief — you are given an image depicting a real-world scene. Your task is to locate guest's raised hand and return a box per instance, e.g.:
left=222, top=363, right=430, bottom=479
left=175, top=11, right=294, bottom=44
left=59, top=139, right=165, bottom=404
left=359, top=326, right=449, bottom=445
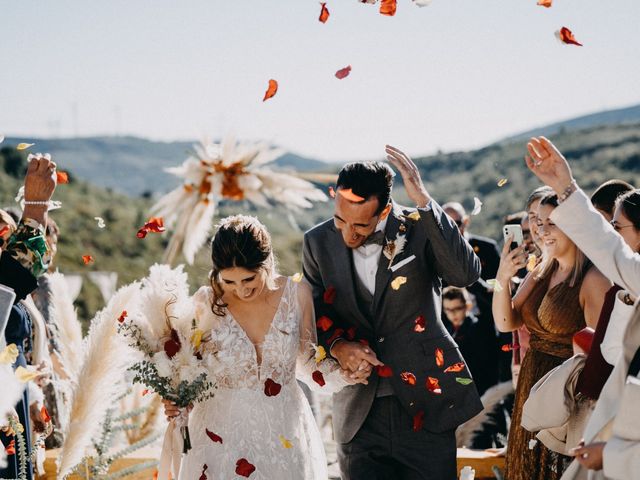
left=496, top=235, right=527, bottom=285
left=331, top=340, right=383, bottom=372
left=524, top=137, right=574, bottom=194
left=385, top=145, right=431, bottom=208
left=24, top=153, right=57, bottom=203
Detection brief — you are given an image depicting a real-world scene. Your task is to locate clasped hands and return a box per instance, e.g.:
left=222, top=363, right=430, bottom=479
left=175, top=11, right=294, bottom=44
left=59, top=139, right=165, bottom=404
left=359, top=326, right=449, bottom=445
left=331, top=340, right=384, bottom=386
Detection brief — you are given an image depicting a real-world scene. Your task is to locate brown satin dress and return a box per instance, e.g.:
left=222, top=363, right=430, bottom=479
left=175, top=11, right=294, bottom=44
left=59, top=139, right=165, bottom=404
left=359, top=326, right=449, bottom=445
left=505, top=261, right=587, bottom=480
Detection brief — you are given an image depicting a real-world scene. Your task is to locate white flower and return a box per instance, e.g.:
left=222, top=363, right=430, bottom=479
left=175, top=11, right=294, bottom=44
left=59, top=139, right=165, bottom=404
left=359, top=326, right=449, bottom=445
left=528, top=439, right=538, bottom=450
left=153, top=352, right=173, bottom=378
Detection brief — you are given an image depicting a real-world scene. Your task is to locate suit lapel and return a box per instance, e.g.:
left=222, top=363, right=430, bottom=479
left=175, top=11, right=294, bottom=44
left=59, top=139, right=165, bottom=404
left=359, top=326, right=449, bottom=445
left=372, top=203, right=410, bottom=313
left=328, top=225, right=373, bottom=331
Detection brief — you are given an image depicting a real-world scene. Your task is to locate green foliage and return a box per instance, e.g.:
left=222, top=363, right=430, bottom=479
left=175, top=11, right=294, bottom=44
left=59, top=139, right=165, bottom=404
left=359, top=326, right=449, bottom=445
left=0, top=147, right=28, bottom=178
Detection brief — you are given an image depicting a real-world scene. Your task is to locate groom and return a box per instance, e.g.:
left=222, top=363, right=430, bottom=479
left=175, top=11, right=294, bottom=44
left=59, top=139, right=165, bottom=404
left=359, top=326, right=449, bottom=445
left=303, top=145, right=483, bottom=479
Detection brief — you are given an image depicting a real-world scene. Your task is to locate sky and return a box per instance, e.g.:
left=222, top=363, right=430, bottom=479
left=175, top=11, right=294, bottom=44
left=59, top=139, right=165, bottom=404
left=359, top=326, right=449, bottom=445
left=1, top=0, right=639, bottom=163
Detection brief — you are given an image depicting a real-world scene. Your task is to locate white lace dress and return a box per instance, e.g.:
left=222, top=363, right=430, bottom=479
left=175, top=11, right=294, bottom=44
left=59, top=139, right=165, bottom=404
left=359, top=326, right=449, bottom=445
left=177, top=278, right=349, bottom=480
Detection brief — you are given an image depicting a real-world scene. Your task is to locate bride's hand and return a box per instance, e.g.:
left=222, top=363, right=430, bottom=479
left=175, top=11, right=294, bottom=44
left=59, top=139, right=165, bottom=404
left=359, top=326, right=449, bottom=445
left=162, top=399, right=193, bottom=421
left=340, top=360, right=372, bottom=385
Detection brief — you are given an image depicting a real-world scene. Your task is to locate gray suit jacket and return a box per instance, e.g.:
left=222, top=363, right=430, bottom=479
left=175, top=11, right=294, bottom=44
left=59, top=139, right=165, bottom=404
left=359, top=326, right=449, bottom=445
left=303, top=200, right=484, bottom=444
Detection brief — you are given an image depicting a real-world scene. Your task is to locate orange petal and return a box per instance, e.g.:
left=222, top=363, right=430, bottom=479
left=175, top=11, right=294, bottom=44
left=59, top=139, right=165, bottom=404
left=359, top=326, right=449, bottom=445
left=316, top=316, right=333, bottom=332
left=537, top=0, right=552, bottom=7
left=435, top=348, right=444, bottom=368
left=41, top=405, right=51, bottom=423
left=0, top=225, right=9, bottom=237
left=380, top=0, right=397, bottom=16
left=400, top=372, right=417, bottom=386
left=337, top=188, right=364, bottom=202
left=319, top=2, right=330, bottom=23
left=82, top=255, right=94, bottom=265
left=556, top=27, right=583, bottom=46
left=376, top=365, right=393, bottom=377
left=444, top=362, right=466, bottom=373
left=323, top=286, right=337, bottom=304
left=263, top=79, right=278, bottom=101
left=5, top=439, right=16, bottom=455
left=335, top=65, right=352, bottom=79
left=426, top=376, right=442, bottom=394
left=56, top=171, right=69, bottom=184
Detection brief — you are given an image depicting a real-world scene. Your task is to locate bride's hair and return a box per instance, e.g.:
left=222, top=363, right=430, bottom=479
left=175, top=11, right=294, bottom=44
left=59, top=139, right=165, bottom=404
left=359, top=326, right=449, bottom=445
left=208, top=214, right=277, bottom=316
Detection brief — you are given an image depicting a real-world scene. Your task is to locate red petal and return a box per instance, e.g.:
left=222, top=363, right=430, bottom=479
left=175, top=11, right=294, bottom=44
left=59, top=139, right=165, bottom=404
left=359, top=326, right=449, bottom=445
left=323, top=286, right=337, bottom=304
left=41, top=405, right=51, bottom=423
left=82, top=255, right=94, bottom=265
left=316, top=316, right=333, bottom=332
left=199, top=464, right=208, bottom=480
left=312, top=370, right=326, bottom=387
left=235, top=458, right=256, bottom=477
left=414, top=316, right=426, bottom=333
left=56, top=171, right=69, bottom=184
left=412, top=410, right=425, bottom=432
left=558, top=26, right=583, bottom=46
left=335, top=65, right=352, bottom=80
left=346, top=327, right=357, bottom=341
left=264, top=378, right=282, bottom=397
left=117, top=310, right=128, bottom=324
left=263, top=79, right=278, bottom=102
left=136, top=227, right=149, bottom=239
left=145, top=217, right=166, bottom=233
left=426, top=376, right=442, bottom=394
left=376, top=365, right=393, bottom=378
left=319, top=2, right=330, bottom=23
left=501, top=344, right=520, bottom=352
left=205, top=428, right=223, bottom=444
left=164, top=339, right=181, bottom=359
left=400, top=372, right=417, bottom=386
left=379, top=0, right=397, bottom=16
left=0, top=225, right=9, bottom=237
left=5, top=439, right=15, bottom=455
left=435, top=348, right=444, bottom=368
left=443, top=362, right=465, bottom=373
left=326, top=328, right=345, bottom=345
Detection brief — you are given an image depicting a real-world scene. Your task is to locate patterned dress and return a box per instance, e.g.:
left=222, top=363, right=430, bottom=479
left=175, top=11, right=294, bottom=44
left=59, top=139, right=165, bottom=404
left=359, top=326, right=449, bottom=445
left=505, top=261, right=588, bottom=480
left=177, top=279, right=349, bottom=480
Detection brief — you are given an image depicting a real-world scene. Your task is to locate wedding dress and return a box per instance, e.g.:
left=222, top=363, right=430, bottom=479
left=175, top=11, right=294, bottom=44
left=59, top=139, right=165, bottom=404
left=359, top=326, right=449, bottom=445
left=176, top=278, right=349, bottom=480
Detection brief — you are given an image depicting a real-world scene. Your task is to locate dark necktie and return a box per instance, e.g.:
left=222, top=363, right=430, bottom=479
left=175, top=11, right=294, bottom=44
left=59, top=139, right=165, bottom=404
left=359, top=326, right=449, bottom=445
left=363, top=230, right=385, bottom=246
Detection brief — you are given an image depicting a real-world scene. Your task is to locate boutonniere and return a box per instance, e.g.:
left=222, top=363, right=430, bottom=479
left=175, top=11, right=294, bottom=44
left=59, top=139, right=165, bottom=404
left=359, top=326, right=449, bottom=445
left=383, top=232, right=407, bottom=269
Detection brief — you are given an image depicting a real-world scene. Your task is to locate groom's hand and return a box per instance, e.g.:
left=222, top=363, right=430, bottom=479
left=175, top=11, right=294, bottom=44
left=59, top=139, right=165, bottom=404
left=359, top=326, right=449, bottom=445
left=331, top=340, right=383, bottom=372
left=385, top=145, right=431, bottom=208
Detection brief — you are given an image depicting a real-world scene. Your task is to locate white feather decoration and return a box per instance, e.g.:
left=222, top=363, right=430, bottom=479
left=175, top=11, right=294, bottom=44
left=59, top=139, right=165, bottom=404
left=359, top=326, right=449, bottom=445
left=151, top=137, right=327, bottom=265
left=48, top=272, right=84, bottom=381
left=57, top=282, right=141, bottom=479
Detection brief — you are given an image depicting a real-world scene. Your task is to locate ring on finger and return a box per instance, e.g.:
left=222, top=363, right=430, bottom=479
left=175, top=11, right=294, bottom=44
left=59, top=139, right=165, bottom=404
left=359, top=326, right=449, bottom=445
left=582, top=452, right=589, bottom=459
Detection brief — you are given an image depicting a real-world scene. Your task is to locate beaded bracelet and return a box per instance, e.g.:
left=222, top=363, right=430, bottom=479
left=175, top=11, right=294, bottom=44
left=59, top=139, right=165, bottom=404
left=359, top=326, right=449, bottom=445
left=557, top=180, right=577, bottom=204
left=23, top=200, right=50, bottom=206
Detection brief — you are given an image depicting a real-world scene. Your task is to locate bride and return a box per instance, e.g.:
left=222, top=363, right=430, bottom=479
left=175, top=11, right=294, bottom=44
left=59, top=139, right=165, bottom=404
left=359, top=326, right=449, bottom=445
left=162, top=215, right=368, bottom=479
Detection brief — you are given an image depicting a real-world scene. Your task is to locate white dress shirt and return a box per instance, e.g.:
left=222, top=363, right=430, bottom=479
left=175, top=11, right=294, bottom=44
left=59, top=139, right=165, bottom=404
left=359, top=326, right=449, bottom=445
left=352, top=217, right=388, bottom=296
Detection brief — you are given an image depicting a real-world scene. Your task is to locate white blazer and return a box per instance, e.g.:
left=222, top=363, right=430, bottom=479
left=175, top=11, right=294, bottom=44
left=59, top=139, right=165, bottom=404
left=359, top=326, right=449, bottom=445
left=550, top=189, right=640, bottom=480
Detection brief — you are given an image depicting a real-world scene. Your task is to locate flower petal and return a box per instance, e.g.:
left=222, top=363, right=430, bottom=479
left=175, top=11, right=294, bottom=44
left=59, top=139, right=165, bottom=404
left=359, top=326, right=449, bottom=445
left=82, top=255, right=94, bottom=265
left=263, top=79, right=278, bottom=102
left=16, top=143, right=34, bottom=151
left=335, top=65, right=352, bottom=79
left=435, top=348, right=444, bottom=368
left=376, top=365, right=393, bottom=378
left=15, top=366, right=39, bottom=383
left=279, top=434, right=293, bottom=448
left=400, top=372, right=417, bottom=386
left=391, top=276, right=407, bottom=290
left=556, top=26, right=583, bottom=46
left=379, top=0, right=397, bottom=16
left=264, top=378, right=282, bottom=397
left=312, top=370, right=326, bottom=387
left=323, top=286, right=337, bottom=304
left=455, top=377, right=473, bottom=385
left=426, top=376, right=442, bottom=394
left=319, top=2, right=330, bottom=23
left=205, top=429, right=223, bottom=443
left=443, top=362, right=465, bottom=373
left=414, top=316, right=426, bottom=333
left=235, top=458, right=256, bottom=477
left=316, top=315, right=333, bottom=332
left=412, top=410, right=425, bottom=432
left=497, top=178, right=508, bottom=187
left=0, top=344, right=19, bottom=365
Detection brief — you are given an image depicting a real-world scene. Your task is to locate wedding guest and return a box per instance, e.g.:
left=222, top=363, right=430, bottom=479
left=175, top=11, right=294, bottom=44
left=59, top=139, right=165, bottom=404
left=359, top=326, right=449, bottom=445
left=525, top=136, right=640, bottom=479
left=590, top=179, right=633, bottom=222
left=0, top=154, right=57, bottom=480
left=492, top=191, right=612, bottom=480
left=443, top=286, right=499, bottom=396
left=0, top=210, right=17, bottom=248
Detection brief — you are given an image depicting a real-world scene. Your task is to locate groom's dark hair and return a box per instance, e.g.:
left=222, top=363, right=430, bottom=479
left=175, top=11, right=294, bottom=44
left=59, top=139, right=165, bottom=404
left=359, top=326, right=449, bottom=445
left=336, top=162, right=394, bottom=215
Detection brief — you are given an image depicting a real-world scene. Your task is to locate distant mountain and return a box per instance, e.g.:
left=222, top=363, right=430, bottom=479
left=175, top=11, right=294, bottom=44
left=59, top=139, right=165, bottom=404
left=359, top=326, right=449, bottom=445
left=1, top=136, right=330, bottom=196
left=503, top=104, right=640, bottom=143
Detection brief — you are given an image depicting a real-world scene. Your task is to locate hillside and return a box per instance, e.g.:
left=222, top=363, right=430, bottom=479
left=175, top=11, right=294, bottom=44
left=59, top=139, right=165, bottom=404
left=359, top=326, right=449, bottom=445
left=0, top=136, right=331, bottom=196
left=2, top=119, right=639, bottom=325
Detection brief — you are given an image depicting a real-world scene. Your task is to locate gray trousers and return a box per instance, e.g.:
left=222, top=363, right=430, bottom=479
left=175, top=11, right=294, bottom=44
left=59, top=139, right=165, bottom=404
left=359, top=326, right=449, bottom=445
left=338, top=396, right=457, bottom=480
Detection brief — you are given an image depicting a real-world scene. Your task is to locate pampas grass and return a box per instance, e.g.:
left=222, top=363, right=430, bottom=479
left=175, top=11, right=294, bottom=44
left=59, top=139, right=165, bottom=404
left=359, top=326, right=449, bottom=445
left=48, top=272, right=84, bottom=381
left=57, top=282, right=141, bottom=479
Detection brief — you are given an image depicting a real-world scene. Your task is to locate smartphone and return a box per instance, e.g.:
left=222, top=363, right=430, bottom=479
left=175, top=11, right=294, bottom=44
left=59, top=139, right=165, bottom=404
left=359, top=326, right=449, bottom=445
left=503, top=224, right=524, bottom=251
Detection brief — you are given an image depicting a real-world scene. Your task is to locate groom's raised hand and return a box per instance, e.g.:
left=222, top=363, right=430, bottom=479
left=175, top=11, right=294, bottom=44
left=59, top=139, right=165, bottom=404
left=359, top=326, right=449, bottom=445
left=385, top=145, right=431, bottom=208
left=331, top=340, right=382, bottom=373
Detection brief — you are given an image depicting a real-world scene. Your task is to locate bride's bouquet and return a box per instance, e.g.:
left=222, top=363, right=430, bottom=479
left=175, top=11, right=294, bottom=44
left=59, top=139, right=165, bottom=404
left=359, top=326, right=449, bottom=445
left=117, top=264, right=216, bottom=454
